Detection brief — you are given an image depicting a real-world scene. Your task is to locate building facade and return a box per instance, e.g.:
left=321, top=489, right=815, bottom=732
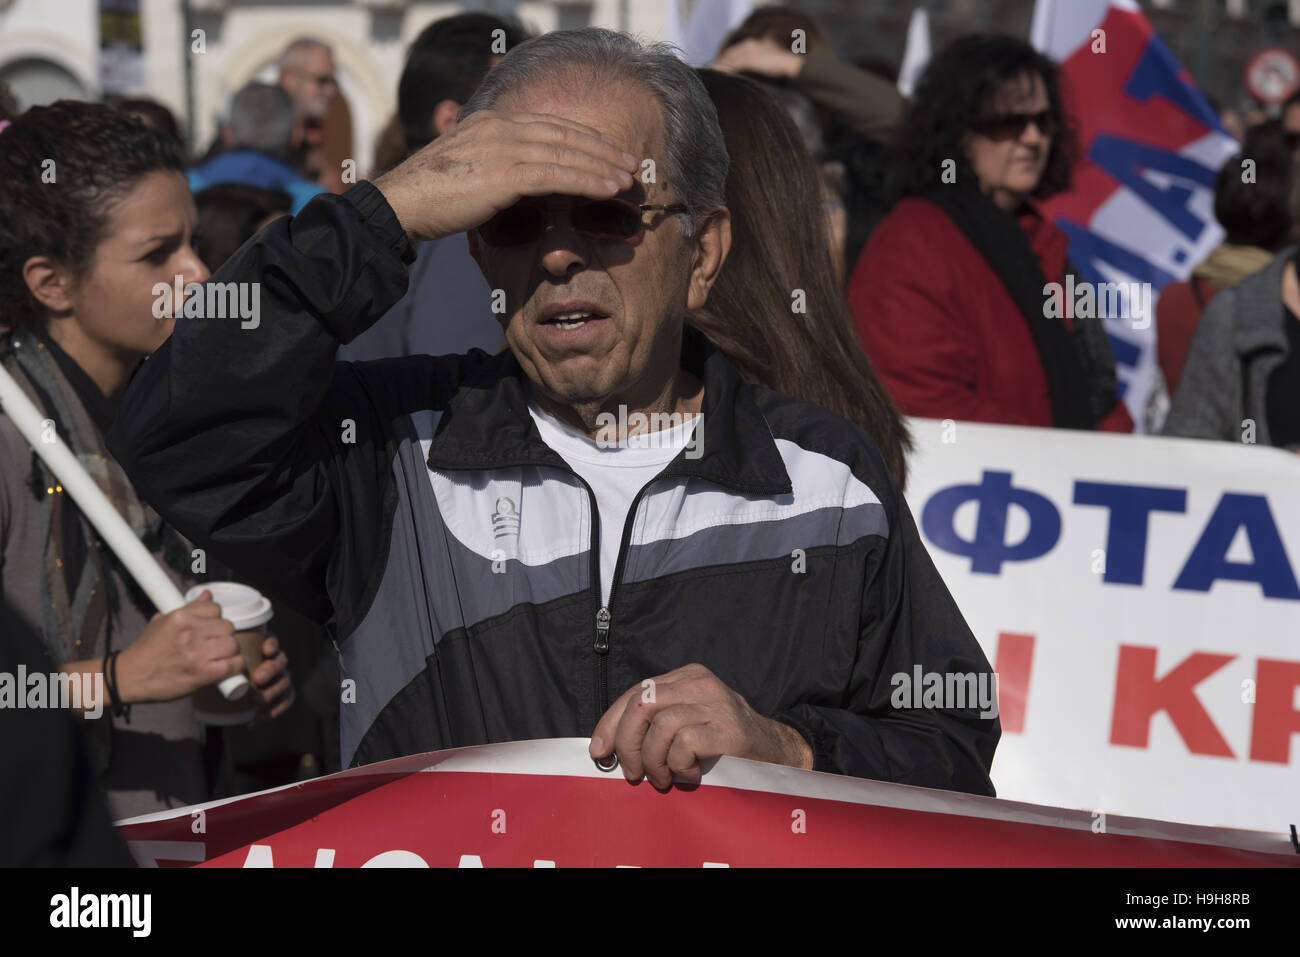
left=2, top=0, right=1298, bottom=175
left=0, top=0, right=676, bottom=173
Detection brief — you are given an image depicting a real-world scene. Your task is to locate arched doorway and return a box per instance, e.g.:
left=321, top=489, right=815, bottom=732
left=0, top=56, right=89, bottom=109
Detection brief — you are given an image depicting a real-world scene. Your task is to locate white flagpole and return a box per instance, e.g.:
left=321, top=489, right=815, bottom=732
left=0, top=362, right=249, bottom=700
left=1029, top=0, right=1054, bottom=51
left=898, top=7, right=932, bottom=98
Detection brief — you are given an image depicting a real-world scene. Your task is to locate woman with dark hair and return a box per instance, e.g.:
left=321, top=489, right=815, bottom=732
left=849, top=34, right=1131, bottom=431
left=821, top=125, right=893, bottom=285
left=0, top=102, right=293, bottom=818
left=1164, top=144, right=1300, bottom=450
left=1156, top=121, right=1293, bottom=397
left=114, top=96, right=185, bottom=154
left=691, top=70, right=912, bottom=488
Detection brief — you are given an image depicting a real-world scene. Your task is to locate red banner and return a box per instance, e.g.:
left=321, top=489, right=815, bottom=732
left=116, top=740, right=1298, bottom=867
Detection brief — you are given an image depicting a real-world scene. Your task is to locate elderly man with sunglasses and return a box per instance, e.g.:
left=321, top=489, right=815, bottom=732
left=110, top=29, right=999, bottom=795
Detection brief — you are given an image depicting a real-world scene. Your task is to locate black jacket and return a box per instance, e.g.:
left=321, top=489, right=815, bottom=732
left=109, top=183, right=1000, bottom=794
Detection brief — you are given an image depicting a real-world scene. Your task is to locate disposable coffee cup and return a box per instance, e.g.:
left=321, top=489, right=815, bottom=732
left=186, top=582, right=272, bottom=726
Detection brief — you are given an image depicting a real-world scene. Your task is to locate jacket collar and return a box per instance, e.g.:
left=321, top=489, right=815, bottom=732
left=426, top=325, right=792, bottom=496
left=1230, top=246, right=1295, bottom=357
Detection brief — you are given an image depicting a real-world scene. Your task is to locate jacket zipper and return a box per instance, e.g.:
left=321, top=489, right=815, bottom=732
left=436, top=424, right=748, bottom=721
left=589, top=482, right=655, bottom=717
left=584, top=428, right=738, bottom=717
left=439, top=456, right=661, bottom=723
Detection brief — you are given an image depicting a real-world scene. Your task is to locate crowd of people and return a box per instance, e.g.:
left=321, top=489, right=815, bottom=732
left=0, top=5, right=1294, bottom=864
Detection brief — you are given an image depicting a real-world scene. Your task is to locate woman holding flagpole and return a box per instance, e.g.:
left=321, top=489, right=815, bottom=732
left=0, top=102, right=294, bottom=819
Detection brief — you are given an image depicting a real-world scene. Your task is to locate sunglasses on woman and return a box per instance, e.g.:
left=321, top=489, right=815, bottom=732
left=477, top=197, right=691, bottom=247
left=971, top=110, right=1057, bottom=141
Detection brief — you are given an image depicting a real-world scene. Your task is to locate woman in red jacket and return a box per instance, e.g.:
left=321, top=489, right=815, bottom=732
left=849, top=35, right=1132, bottom=431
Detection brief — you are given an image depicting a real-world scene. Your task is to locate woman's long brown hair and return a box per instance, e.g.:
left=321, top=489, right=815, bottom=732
left=690, top=69, right=913, bottom=488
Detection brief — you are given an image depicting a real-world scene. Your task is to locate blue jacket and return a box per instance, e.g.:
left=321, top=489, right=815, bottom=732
left=188, top=149, right=323, bottom=214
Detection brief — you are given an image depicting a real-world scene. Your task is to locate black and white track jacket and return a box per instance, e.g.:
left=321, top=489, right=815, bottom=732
left=108, top=183, right=1000, bottom=794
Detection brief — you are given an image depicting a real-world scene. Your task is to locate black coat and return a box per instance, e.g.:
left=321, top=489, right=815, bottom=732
left=109, top=183, right=1000, bottom=795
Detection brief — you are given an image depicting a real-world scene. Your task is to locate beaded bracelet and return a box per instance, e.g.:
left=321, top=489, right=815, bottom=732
left=104, top=650, right=131, bottom=723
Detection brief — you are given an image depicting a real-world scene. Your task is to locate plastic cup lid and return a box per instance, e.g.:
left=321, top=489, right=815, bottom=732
left=184, top=581, right=273, bottom=630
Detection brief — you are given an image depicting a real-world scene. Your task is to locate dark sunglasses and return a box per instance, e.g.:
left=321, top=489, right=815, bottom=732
left=477, top=197, right=690, bottom=247
left=971, top=110, right=1057, bottom=141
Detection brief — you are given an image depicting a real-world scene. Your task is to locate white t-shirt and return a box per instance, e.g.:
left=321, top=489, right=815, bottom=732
left=528, top=402, right=698, bottom=606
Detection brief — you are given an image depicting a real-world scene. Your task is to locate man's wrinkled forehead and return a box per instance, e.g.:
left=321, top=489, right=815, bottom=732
left=496, top=73, right=663, bottom=163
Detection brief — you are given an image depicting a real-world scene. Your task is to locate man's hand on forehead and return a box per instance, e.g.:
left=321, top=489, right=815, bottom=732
left=372, top=109, right=641, bottom=244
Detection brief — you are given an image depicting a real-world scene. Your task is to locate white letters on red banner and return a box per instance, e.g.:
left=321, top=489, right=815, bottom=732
left=116, top=740, right=1296, bottom=867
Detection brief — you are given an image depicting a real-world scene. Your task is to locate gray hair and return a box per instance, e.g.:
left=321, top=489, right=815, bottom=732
left=280, top=37, right=331, bottom=71
left=228, top=82, right=296, bottom=157
left=459, top=28, right=729, bottom=238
